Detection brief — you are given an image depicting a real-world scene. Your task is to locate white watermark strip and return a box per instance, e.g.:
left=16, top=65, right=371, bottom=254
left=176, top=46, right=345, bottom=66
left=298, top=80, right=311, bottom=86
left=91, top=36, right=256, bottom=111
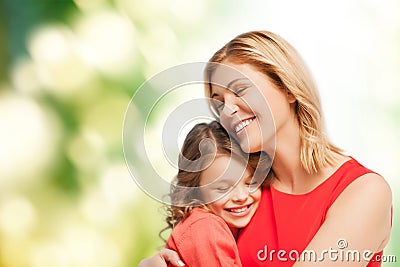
left=257, top=239, right=397, bottom=263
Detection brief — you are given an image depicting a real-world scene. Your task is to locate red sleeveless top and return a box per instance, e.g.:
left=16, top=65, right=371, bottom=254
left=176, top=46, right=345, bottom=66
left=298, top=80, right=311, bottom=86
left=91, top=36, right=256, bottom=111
left=237, top=157, right=383, bottom=266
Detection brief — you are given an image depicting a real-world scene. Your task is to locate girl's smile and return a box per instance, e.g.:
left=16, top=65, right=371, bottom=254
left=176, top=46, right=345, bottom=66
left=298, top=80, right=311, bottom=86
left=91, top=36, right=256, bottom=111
left=199, top=155, right=261, bottom=236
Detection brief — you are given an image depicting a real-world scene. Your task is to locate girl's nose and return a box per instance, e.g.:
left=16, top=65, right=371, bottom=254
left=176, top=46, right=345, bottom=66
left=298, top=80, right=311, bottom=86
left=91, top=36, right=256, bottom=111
left=231, top=185, right=249, bottom=203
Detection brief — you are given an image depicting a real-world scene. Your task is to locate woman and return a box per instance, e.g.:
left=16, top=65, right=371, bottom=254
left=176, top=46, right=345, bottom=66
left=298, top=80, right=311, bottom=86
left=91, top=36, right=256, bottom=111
left=139, top=31, right=392, bottom=266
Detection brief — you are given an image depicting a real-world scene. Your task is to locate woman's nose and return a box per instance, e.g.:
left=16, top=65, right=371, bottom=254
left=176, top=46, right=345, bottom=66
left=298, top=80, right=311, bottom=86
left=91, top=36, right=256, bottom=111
left=221, top=95, right=239, bottom=116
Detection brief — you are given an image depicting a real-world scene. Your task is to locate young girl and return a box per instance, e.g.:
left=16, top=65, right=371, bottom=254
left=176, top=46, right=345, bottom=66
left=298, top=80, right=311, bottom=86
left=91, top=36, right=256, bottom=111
left=163, top=121, right=268, bottom=267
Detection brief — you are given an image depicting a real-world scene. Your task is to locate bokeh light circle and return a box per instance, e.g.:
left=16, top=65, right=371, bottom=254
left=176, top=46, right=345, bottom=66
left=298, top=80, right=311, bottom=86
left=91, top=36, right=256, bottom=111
left=123, top=62, right=275, bottom=206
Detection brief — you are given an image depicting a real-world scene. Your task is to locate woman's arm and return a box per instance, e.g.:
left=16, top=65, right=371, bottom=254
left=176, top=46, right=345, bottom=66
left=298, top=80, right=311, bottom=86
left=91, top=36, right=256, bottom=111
left=294, top=173, right=392, bottom=266
left=137, top=249, right=185, bottom=267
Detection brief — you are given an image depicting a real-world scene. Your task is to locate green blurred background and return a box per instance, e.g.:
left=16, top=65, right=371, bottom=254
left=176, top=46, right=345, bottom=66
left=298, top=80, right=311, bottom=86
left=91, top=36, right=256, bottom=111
left=0, top=0, right=398, bottom=266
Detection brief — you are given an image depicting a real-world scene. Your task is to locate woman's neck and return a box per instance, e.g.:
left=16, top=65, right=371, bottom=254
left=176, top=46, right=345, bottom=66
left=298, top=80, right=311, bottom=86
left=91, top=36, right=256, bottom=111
left=269, top=118, right=349, bottom=194
left=272, top=128, right=308, bottom=193
left=268, top=114, right=316, bottom=194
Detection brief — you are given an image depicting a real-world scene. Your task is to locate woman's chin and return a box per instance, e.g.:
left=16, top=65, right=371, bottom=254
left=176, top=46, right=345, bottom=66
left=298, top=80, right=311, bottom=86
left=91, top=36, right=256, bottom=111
left=240, top=142, right=262, bottom=154
left=239, top=133, right=273, bottom=155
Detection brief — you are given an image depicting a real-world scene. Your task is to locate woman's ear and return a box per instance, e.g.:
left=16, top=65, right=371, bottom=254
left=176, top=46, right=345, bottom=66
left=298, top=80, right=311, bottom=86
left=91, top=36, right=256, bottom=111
left=287, top=91, right=296, bottom=103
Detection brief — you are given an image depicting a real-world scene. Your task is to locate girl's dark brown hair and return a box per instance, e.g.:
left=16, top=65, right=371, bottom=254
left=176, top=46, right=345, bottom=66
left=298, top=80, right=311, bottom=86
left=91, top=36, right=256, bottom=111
left=161, top=121, right=270, bottom=240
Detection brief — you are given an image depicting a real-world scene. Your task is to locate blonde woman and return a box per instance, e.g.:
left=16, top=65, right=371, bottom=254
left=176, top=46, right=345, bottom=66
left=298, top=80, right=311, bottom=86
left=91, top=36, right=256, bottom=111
left=139, top=31, right=392, bottom=267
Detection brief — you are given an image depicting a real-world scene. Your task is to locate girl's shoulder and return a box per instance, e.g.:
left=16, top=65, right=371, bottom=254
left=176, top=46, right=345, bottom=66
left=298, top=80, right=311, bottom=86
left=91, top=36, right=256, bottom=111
left=175, top=208, right=227, bottom=231
left=166, top=209, right=242, bottom=267
left=167, top=208, right=237, bottom=252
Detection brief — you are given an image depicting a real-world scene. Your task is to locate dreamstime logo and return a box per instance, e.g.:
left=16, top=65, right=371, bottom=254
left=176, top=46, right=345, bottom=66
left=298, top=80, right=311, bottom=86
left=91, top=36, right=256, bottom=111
left=122, top=62, right=275, bottom=206
left=256, top=239, right=396, bottom=263
left=336, top=238, right=348, bottom=249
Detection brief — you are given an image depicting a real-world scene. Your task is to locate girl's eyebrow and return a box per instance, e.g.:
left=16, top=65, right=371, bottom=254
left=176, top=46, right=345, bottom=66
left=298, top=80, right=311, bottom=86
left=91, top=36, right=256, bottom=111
left=244, top=174, right=255, bottom=182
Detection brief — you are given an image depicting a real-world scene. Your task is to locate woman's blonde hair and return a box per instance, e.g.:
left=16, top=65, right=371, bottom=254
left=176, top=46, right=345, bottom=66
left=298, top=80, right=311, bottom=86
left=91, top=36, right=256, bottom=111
left=162, top=121, right=268, bottom=239
left=205, top=30, right=343, bottom=174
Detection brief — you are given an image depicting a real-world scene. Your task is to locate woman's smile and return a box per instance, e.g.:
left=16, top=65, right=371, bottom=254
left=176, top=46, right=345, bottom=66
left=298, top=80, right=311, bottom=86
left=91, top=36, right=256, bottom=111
left=233, top=116, right=256, bottom=134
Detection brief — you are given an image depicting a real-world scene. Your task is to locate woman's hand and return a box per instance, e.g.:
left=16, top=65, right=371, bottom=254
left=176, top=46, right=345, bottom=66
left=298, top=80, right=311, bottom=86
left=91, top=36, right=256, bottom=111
left=138, top=249, right=185, bottom=267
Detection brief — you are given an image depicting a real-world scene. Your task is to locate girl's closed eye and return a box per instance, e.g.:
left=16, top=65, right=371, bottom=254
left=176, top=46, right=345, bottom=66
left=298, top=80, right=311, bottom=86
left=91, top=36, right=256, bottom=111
left=246, top=180, right=259, bottom=186
left=244, top=176, right=263, bottom=189
left=216, top=185, right=232, bottom=192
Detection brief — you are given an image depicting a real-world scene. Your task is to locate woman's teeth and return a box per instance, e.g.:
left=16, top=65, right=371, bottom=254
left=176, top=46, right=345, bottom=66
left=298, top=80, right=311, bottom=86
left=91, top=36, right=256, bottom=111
left=235, top=118, right=253, bottom=133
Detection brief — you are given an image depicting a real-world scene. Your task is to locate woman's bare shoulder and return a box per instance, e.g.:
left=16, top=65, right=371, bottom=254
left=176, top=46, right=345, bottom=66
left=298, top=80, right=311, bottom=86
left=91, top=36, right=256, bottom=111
left=344, top=172, right=391, bottom=199
left=328, top=171, right=392, bottom=218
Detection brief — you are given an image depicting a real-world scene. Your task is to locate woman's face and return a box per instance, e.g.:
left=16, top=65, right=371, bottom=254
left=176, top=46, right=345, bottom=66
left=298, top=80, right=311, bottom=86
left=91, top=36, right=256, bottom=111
left=199, top=155, right=261, bottom=230
left=210, top=61, right=295, bottom=154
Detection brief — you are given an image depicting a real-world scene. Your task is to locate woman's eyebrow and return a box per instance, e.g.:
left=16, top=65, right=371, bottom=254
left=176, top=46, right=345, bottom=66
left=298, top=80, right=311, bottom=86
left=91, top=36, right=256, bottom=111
left=226, top=77, right=249, bottom=89
left=210, top=78, right=249, bottom=98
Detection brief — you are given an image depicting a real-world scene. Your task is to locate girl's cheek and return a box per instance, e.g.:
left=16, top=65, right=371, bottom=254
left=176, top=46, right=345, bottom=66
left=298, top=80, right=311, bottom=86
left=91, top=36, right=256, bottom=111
left=201, top=190, right=223, bottom=204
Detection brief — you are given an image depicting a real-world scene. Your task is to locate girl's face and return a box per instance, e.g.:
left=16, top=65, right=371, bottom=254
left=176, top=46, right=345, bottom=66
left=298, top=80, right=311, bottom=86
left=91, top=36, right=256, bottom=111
left=199, top=155, right=261, bottom=232
left=210, top=61, right=295, bottom=154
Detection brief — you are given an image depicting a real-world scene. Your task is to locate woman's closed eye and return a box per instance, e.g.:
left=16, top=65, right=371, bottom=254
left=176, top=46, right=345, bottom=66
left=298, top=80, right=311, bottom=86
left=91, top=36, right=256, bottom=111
left=212, top=98, right=225, bottom=110
left=233, top=86, right=249, bottom=96
left=216, top=101, right=225, bottom=110
left=212, top=85, right=250, bottom=110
